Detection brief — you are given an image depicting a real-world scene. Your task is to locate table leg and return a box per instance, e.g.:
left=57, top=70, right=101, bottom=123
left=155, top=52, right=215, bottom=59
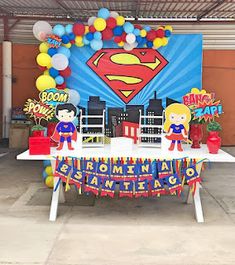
left=185, top=162, right=204, bottom=223
left=49, top=159, right=65, bottom=222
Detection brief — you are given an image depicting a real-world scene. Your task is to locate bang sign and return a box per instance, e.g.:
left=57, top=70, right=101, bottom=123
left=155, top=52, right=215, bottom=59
left=23, top=98, right=55, bottom=122
left=47, top=34, right=62, bottom=48
left=39, top=88, right=69, bottom=106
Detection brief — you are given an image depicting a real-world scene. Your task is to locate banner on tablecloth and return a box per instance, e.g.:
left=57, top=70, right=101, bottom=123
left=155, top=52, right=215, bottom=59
left=54, top=157, right=203, bottom=198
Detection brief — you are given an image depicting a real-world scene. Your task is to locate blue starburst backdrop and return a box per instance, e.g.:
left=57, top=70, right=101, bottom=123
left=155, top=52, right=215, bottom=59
left=66, top=34, right=202, bottom=109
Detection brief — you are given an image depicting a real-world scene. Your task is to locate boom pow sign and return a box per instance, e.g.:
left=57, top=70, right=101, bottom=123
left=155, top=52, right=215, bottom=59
left=24, top=99, right=55, bottom=123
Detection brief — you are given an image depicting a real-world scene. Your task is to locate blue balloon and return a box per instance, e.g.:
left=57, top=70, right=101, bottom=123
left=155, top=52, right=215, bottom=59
left=68, top=33, right=75, bottom=40
left=113, top=26, right=123, bottom=36
left=133, top=28, right=140, bottom=36
left=43, top=160, right=51, bottom=167
left=49, top=67, right=59, bottom=78
left=48, top=47, right=57, bottom=57
left=86, top=32, right=94, bottom=41
left=42, top=170, right=48, bottom=180
left=83, top=36, right=90, bottom=45
left=123, top=22, right=134, bottom=34
left=144, top=26, right=151, bottom=32
left=53, top=24, right=65, bottom=37
left=57, top=46, right=71, bottom=58
left=147, top=41, right=153, bottom=48
left=65, top=24, right=73, bottom=34
left=136, top=36, right=142, bottom=44
left=90, top=39, right=103, bottom=51
left=98, top=8, right=110, bottom=19
left=94, top=31, right=102, bottom=40
left=165, top=30, right=171, bottom=37
left=55, top=75, right=64, bottom=85
left=62, top=35, right=70, bottom=44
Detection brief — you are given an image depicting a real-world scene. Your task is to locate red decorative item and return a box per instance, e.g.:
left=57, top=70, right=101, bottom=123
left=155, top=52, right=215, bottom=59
left=29, top=137, right=51, bottom=155
left=32, top=130, right=44, bottom=137
left=73, top=23, right=85, bottom=36
left=59, top=67, right=71, bottom=77
left=56, top=82, right=66, bottom=90
left=146, top=30, right=156, bottom=41
left=156, top=29, right=165, bottom=38
left=106, top=17, right=117, bottom=29
left=102, top=28, right=113, bottom=40
left=207, top=131, right=221, bottom=154
left=189, top=124, right=203, bottom=149
left=114, top=36, right=122, bottom=43
left=47, top=122, right=58, bottom=147
left=89, top=25, right=96, bottom=33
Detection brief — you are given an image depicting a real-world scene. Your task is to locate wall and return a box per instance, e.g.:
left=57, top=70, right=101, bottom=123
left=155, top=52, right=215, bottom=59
left=0, top=44, right=234, bottom=145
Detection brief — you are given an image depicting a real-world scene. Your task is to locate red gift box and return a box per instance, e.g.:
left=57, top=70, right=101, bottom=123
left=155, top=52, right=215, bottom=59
left=29, top=136, right=51, bottom=155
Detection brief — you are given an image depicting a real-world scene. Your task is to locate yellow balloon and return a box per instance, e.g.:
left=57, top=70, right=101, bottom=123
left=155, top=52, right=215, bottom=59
left=45, top=175, right=54, bottom=188
left=75, top=35, right=83, bottom=43
left=118, top=41, right=124, bottom=47
left=165, top=25, right=173, bottom=32
left=191, top=87, right=200, bottom=94
left=36, top=75, right=56, bottom=92
left=140, top=29, right=147, bottom=37
left=63, top=42, right=72, bottom=48
left=75, top=42, right=84, bottom=47
left=44, top=69, right=49, bottom=75
left=47, top=63, right=52, bottom=69
left=201, top=89, right=207, bottom=94
left=94, top=18, right=106, bottom=31
left=39, top=42, right=49, bottom=53
left=36, top=53, right=51, bottom=67
left=162, top=37, right=168, bottom=46
left=45, top=166, right=53, bottom=175
left=116, top=16, right=125, bottom=26
left=153, top=38, right=163, bottom=48
left=85, top=25, right=89, bottom=34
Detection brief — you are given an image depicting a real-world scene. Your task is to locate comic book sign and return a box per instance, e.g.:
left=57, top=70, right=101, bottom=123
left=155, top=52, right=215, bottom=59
left=23, top=98, right=55, bottom=123
left=87, top=48, right=168, bottom=104
left=47, top=34, right=62, bottom=48
left=183, top=88, right=223, bottom=122
left=39, top=88, right=69, bottom=106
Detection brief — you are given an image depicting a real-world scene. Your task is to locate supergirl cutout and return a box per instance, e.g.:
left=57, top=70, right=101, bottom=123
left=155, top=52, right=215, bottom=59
left=51, top=103, right=78, bottom=150
left=164, top=103, right=191, bottom=151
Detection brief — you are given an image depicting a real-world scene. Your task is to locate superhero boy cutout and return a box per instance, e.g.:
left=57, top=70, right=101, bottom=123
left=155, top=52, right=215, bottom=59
left=52, top=103, right=77, bottom=151
left=164, top=103, right=191, bottom=151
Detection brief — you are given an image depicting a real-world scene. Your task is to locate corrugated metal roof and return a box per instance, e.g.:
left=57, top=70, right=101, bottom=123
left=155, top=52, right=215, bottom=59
left=0, top=0, right=235, bottom=49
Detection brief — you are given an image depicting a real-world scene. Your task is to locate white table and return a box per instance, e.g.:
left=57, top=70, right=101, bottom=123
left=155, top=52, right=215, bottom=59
left=17, top=144, right=235, bottom=223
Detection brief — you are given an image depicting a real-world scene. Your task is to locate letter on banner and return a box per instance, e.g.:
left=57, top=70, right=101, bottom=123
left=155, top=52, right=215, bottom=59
left=96, top=161, right=110, bottom=179
left=135, top=180, right=148, bottom=198
left=100, top=179, right=116, bottom=198
left=84, top=175, right=101, bottom=195
left=83, top=160, right=97, bottom=175
left=123, top=163, right=138, bottom=181
left=138, top=161, right=153, bottom=180
left=157, top=161, right=173, bottom=179
left=110, top=163, right=125, bottom=181
left=119, top=181, right=133, bottom=198
left=164, top=173, right=183, bottom=195
left=183, top=165, right=201, bottom=186
left=70, top=168, right=85, bottom=188
left=149, top=178, right=165, bottom=196
left=55, top=161, right=72, bottom=182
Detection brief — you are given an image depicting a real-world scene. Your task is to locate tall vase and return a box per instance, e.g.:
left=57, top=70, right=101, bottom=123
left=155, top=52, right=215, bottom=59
left=207, top=131, right=221, bottom=154
left=47, top=122, right=58, bottom=147
left=189, top=124, right=203, bottom=149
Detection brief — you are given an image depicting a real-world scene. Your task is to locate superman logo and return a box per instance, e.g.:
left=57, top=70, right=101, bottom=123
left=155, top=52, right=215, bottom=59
left=87, top=48, right=168, bottom=104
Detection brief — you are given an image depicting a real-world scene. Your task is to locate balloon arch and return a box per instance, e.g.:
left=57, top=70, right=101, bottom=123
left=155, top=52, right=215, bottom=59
left=33, top=8, right=173, bottom=106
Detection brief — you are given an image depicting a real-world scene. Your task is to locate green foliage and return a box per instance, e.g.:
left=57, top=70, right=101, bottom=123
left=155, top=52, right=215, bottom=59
left=31, top=124, right=45, bottom=131
left=207, top=121, right=222, bottom=132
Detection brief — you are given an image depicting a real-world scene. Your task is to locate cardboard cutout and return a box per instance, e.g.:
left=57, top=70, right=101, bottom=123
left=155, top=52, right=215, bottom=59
left=51, top=103, right=78, bottom=150
left=164, top=103, right=191, bottom=151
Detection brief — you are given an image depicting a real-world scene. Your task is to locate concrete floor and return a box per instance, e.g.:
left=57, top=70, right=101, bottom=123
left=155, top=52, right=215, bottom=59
left=0, top=148, right=235, bottom=265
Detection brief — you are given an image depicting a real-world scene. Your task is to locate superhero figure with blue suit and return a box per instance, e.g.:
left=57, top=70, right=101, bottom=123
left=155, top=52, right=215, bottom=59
left=52, top=103, right=77, bottom=151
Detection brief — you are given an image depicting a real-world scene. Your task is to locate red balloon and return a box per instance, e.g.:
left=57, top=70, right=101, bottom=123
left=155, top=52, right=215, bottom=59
left=56, top=83, right=66, bottom=90
left=102, top=28, right=113, bottom=40
left=114, top=36, right=122, bottom=43
left=146, top=30, right=156, bottom=41
left=121, top=32, right=127, bottom=41
left=106, top=17, right=117, bottom=29
left=38, top=65, right=47, bottom=71
left=134, top=24, right=142, bottom=30
left=59, top=67, right=71, bottom=77
left=70, top=40, right=75, bottom=44
left=73, top=23, right=85, bottom=36
left=156, top=29, right=165, bottom=38
left=89, top=25, right=96, bottom=33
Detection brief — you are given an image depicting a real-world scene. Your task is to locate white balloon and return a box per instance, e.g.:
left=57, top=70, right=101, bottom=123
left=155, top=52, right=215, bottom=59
left=68, top=89, right=80, bottom=106
left=51, top=54, right=69, bottom=70
left=88, top=16, right=96, bottom=26
left=126, top=33, right=136, bottom=44
left=33, top=21, right=52, bottom=41
left=110, top=11, right=119, bottom=18
left=124, top=43, right=133, bottom=51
